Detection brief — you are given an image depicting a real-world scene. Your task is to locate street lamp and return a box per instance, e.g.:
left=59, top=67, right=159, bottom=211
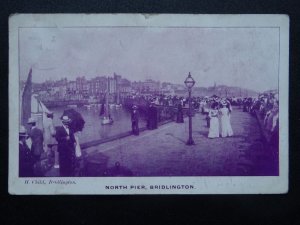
left=184, top=72, right=195, bottom=145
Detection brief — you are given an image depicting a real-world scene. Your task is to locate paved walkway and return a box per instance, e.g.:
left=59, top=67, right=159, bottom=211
left=81, top=107, right=278, bottom=176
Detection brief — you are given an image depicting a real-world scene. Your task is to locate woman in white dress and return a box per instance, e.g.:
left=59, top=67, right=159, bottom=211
left=226, top=100, right=232, bottom=120
left=219, top=100, right=233, bottom=137
left=208, top=102, right=219, bottom=138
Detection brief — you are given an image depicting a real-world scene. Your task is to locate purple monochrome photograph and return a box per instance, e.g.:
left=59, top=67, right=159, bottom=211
left=18, top=27, right=279, bottom=177
left=9, top=14, right=289, bottom=194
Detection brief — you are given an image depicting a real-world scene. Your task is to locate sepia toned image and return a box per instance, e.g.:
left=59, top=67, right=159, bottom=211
left=9, top=14, right=289, bottom=194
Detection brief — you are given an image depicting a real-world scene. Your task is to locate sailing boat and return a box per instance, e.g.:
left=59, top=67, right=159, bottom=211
left=21, top=68, right=33, bottom=128
left=99, top=78, right=113, bottom=125
left=20, top=69, right=50, bottom=134
left=115, top=90, right=122, bottom=108
left=21, top=68, right=51, bottom=130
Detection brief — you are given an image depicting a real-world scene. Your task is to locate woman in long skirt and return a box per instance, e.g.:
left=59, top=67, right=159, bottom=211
left=208, top=102, right=219, bottom=138
left=219, top=100, right=233, bottom=137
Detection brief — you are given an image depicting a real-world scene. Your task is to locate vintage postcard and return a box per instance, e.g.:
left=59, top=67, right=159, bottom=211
left=9, top=14, right=289, bottom=194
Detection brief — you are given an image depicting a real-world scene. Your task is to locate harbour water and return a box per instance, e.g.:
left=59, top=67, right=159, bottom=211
left=50, top=105, right=147, bottom=143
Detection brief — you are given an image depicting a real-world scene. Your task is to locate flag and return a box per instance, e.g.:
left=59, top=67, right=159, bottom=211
left=21, top=68, right=32, bottom=127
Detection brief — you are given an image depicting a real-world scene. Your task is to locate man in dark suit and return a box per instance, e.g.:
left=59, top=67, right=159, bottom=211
left=176, top=102, right=184, bottom=123
left=147, top=102, right=158, bottom=130
left=27, top=117, right=44, bottom=166
left=19, top=126, right=34, bottom=177
left=131, top=105, right=139, bottom=135
left=55, top=116, right=76, bottom=177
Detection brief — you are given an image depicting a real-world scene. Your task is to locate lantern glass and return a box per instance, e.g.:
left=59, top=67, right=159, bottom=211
left=184, top=72, right=195, bottom=89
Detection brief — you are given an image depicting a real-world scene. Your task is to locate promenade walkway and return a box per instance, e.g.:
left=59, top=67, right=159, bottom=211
left=81, top=107, right=278, bottom=176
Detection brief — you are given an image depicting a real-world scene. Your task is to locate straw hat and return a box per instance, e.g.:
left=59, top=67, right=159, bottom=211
left=220, top=100, right=227, bottom=106
left=27, top=117, right=37, bottom=124
left=61, top=115, right=71, bottom=124
left=19, top=126, right=28, bottom=137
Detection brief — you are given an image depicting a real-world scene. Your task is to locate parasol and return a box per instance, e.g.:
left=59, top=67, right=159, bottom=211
left=61, top=109, right=85, bottom=132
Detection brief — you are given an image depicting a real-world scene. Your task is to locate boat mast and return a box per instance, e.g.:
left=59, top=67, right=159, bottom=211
left=106, top=76, right=109, bottom=117
left=21, top=68, right=32, bottom=128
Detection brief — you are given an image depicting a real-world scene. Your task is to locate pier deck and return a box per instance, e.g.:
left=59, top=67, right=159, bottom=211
left=82, top=108, right=278, bottom=176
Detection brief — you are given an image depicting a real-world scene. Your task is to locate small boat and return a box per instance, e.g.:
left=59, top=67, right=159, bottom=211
left=99, top=78, right=114, bottom=125
left=101, top=116, right=114, bottom=125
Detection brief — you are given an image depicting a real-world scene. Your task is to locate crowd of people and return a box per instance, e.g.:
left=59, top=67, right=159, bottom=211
left=190, top=93, right=278, bottom=142
left=124, top=94, right=203, bottom=111
left=127, top=94, right=235, bottom=139
left=19, top=91, right=279, bottom=177
left=19, top=112, right=82, bottom=177
left=241, top=92, right=279, bottom=148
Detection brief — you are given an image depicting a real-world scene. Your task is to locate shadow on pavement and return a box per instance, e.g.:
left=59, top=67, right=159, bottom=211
left=165, top=133, right=186, bottom=143
left=82, top=152, right=133, bottom=177
left=195, top=130, right=208, bottom=137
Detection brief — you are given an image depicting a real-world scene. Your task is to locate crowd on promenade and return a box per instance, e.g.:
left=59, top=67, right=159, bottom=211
left=241, top=92, right=279, bottom=148
left=124, top=93, right=245, bottom=112
left=128, top=92, right=279, bottom=143
left=124, top=94, right=192, bottom=109
left=127, top=94, right=236, bottom=139
left=197, top=92, right=279, bottom=146
left=19, top=92, right=279, bottom=177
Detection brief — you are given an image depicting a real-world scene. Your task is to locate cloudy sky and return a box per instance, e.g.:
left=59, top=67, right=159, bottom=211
left=19, top=27, right=279, bottom=92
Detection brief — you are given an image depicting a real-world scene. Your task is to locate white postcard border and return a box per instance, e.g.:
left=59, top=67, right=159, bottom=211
left=9, top=14, right=289, bottom=194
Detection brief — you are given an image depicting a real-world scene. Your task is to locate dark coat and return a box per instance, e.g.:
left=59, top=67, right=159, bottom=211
left=131, top=110, right=140, bottom=135
left=19, top=141, right=34, bottom=177
left=147, top=106, right=158, bottom=129
left=176, top=104, right=184, bottom=123
left=55, top=126, right=76, bottom=176
left=29, top=127, right=44, bottom=157
left=131, top=110, right=139, bottom=122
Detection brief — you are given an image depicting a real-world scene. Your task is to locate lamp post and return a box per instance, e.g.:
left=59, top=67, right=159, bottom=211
left=184, top=72, right=195, bottom=145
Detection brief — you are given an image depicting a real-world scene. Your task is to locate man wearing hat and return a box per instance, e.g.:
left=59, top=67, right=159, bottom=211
left=147, top=102, right=158, bottom=130
left=176, top=102, right=184, bottom=123
left=19, top=126, right=34, bottom=177
left=55, top=116, right=76, bottom=176
left=43, top=111, right=58, bottom=168
left=131, top=105, right=139, bottom=135
left=27, top=117, right=44, bottom=168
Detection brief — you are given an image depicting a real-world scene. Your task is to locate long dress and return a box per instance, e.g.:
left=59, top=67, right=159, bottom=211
left=208, top=109, right=219, bottom=138
left=219, top=107, right=233, bottom=137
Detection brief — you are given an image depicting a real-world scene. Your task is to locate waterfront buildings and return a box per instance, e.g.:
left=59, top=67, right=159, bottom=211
left=24, top=74, right=259, bottom=106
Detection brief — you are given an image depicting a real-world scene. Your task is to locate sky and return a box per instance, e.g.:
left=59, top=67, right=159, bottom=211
left=19, top=27, right=279, bottom=92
